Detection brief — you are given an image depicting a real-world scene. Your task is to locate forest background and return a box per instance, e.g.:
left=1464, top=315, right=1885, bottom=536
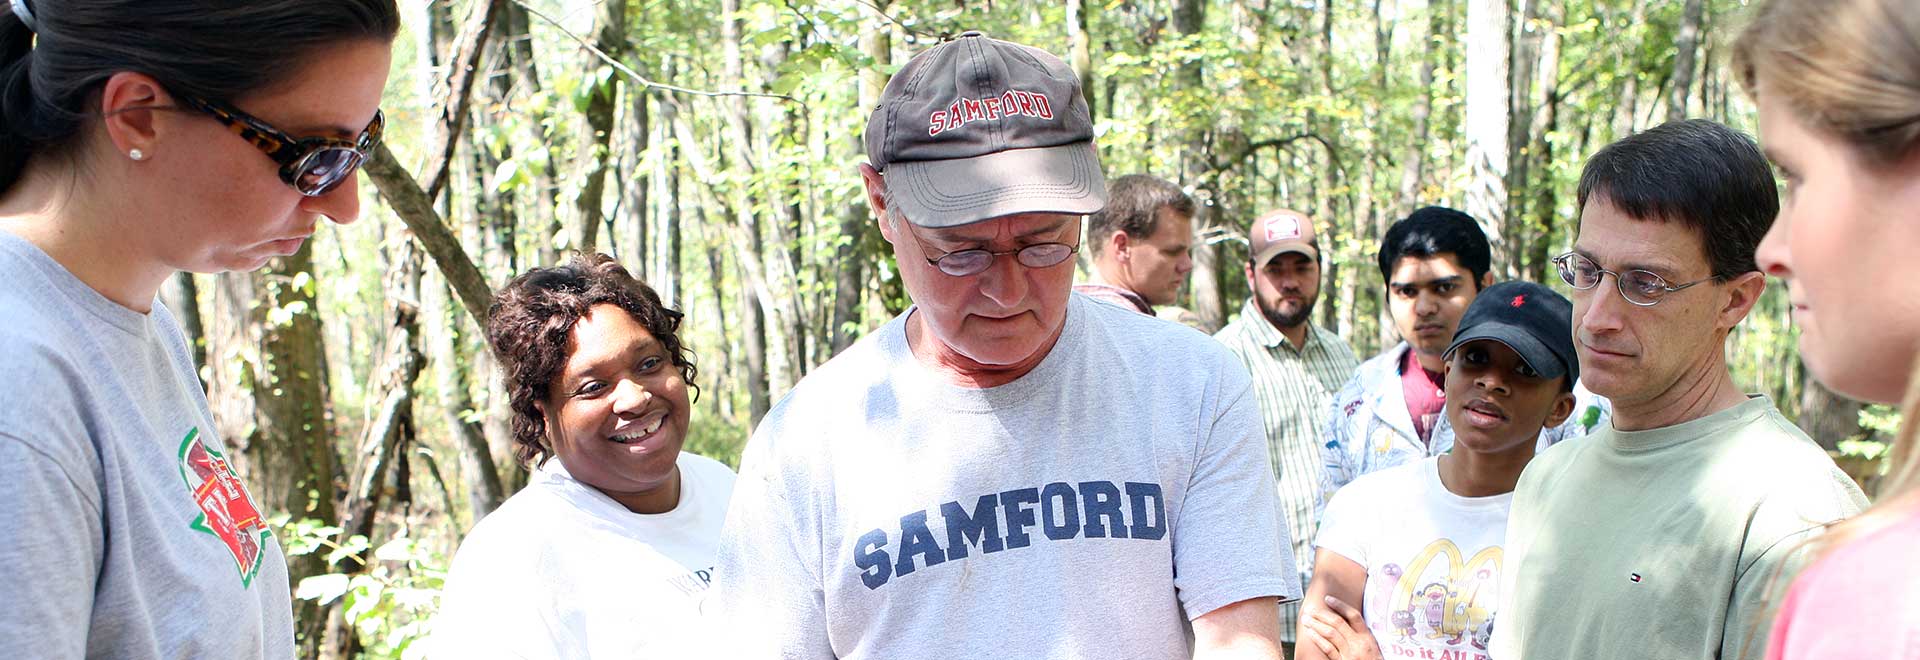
left=165, top=0, right=1901, bottom=656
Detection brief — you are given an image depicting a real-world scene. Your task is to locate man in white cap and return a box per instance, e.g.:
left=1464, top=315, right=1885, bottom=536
left=1214, top=209, right=1360, bottom=656
left=708, top=32, right=1298, bottom=658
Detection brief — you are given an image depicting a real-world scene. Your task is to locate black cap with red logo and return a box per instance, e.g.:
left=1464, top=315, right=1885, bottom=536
left=1444, top=280, right=1578, bottom=381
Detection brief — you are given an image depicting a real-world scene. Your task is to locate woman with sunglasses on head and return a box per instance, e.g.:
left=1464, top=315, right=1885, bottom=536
left=0, top=1, right=397, bottom=656
left=1735, top=0, right=1920, bottom=656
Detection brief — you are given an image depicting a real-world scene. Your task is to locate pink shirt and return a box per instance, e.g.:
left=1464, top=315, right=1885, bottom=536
left=1766, top=504, right=1920, bottom=659
left=1399, top=349, right=1445, bottom=445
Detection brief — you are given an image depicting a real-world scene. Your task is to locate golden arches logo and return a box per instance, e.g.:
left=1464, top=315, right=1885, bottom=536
left=1389, top=539, right=1500, bottom=641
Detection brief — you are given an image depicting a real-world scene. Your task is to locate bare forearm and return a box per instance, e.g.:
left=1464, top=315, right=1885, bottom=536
left=1193, top=597, right=1285, bottom=660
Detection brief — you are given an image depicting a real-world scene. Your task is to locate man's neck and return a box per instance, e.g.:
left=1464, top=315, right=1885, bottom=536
left=1409, top=346, right=1445, bottom=374
left=1086, top=260, right=1130, bottom=292
left=1610, top=356, right=1750, bottom=431
left=904, top=309, right=1064, bottom=389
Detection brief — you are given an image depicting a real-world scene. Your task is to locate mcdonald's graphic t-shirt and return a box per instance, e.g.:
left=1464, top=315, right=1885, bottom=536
left=1315, top=457, right=1506, bottom=659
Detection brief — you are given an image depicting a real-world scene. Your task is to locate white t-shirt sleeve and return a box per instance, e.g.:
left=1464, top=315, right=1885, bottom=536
left=1170, top=356, right=1302, bottom=619
left=1311, top=477, right=1369, bottom=568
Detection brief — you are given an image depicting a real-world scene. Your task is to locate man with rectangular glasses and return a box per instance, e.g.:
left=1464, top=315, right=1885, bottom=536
left=707, top=33, right=1297, bottom=659
left=1489, top=119, right=1867, bottom=660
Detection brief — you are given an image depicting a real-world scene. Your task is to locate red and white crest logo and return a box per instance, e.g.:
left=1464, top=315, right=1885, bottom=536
left=177, top=428, right=270, bottom=587
left=1263, top=215, right=1302, bottom=242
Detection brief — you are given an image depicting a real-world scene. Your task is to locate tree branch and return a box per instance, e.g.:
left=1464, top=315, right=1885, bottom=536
left=363, top=143, right=495, bottom=328
left=421, top=0, right=503, bottom=202
left=1204, top=132, right=1343, bottom=188
left=512, top=0, right=801, bottom=104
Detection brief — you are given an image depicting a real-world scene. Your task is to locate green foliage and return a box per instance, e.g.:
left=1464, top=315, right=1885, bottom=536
left=280, top=0, right=1784, bottom=647
left=277, top=515, right=446, bottom=659
left=1861, top=405, right=1904, bottom=438
left=685, top=410, right=751, bottom=469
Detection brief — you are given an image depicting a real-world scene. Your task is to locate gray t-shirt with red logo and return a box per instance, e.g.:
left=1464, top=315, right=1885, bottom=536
left=708, top=294, right=1299, bottom=658
left=0, top=232, right=294, bottom=659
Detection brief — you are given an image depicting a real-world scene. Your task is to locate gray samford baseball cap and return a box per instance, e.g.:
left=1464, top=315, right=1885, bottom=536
left=865, top=31, right=1107, bottom=228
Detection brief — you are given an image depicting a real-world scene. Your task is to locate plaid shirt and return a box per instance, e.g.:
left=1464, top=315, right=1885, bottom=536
left=1214, top=299, right=1360, bottom=642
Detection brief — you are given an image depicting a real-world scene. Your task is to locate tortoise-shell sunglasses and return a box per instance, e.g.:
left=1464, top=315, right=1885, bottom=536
left=172, top=92, right=383, bottom=197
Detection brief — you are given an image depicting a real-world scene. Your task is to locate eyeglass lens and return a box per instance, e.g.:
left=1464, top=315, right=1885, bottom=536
left=936, top=243, right=1075, bottom=276
left=1558, top=254, right=1671, bottom=304
left=295, top=149, right=366, bottom=196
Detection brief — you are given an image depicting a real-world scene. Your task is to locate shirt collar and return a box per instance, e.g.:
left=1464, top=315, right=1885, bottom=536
left=1241, top=298, right=1315, bottom=352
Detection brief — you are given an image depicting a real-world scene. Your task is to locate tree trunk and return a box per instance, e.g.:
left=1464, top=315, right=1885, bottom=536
left=161, top=272, right=208, bottom=391
left=319, top=243, right=425, bottom=660
left=1799, top=376, right=1866, bottom=452
left=209, top=243, right=338, bottom=656
left=1173, top=0, right=1224, bottom=330
left=429, top=276, right=505, bottom=525
left=1667, top=0, right=1705, bottom=122
left=831, top=10, right=892, bottom=355
left=623, top=80, right=650, bottom=275
left=1611, top=0, right=1648, bottom=139
left=1464, top=0, right=1513, bottom=276
left=569, top=0, right=627, bottom=252
left=1068, top=0, right=1095, bottom=122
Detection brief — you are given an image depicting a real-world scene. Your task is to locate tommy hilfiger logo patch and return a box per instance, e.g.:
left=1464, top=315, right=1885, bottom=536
left=177, top=428, right=271, bottom=587
left=1629, top=572, right=1644, bottom=583
left=928, top=89, right=1055, bottom=136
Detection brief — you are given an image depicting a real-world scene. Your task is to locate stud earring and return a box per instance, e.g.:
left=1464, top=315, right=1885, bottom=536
left=128, top=149, right=147, bottom=161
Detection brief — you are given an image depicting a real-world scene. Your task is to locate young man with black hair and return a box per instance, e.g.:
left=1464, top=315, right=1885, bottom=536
left=1318, top=207, right=1606, bottom=513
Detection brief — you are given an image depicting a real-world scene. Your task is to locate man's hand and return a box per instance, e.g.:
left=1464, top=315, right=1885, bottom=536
left=1300, top=595, right=1383, bottom=660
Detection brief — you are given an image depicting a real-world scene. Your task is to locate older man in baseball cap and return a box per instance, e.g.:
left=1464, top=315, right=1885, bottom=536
left=709, top=32, right=1298, bottom=658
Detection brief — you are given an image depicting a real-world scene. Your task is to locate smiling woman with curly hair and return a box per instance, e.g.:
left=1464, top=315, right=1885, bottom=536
left=432, top=252, right=735, bottom=658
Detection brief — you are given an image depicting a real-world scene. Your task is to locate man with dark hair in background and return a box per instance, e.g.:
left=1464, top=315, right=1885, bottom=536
left=1076, top=174, right=1196, bottom=314
left=1319, top=207, right=1606, bottom=513
left=1216, top=208, right=1361, bottom=657
left=1489, top=119, right=1866, bottom=660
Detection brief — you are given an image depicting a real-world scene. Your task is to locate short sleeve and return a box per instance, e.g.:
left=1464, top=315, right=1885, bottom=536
left=0, top=433, right=104, bottom=660
left=704, top=420, right=834, bottom=659
left=1312, top=477, right=1370, bottom=568
left=1317, top=387, right=1361, bottom=521
left=1171, top=359, right=1300, bottom=619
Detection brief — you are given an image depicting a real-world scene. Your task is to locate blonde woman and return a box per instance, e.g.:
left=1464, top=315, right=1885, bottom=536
left=1736, top=0, right=1920, bottom=655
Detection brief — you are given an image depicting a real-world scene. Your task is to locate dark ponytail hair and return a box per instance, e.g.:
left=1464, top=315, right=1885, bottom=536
left=0, top=0, right=401, bottom=194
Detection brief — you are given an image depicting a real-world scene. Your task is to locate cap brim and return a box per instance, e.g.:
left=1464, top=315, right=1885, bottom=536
left=1253, top=244, right=1319, bottom=266
left=886, top=141, right=1106, bottom=228
left=1443, top=321, right=1571, bottom=381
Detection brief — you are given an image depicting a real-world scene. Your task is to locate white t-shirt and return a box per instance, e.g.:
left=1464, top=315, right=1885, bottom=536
left=1315, top=457, right=1507, bottom=659
left=433, top=452, right=736, bottom=658
left=707, top=294, right=1299, bottom=658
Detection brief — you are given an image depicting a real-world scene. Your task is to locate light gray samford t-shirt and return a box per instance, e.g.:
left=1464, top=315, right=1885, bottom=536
left=709, top=293, right=1300, bottom=658
left=0, top=232, right=295, bottom=659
